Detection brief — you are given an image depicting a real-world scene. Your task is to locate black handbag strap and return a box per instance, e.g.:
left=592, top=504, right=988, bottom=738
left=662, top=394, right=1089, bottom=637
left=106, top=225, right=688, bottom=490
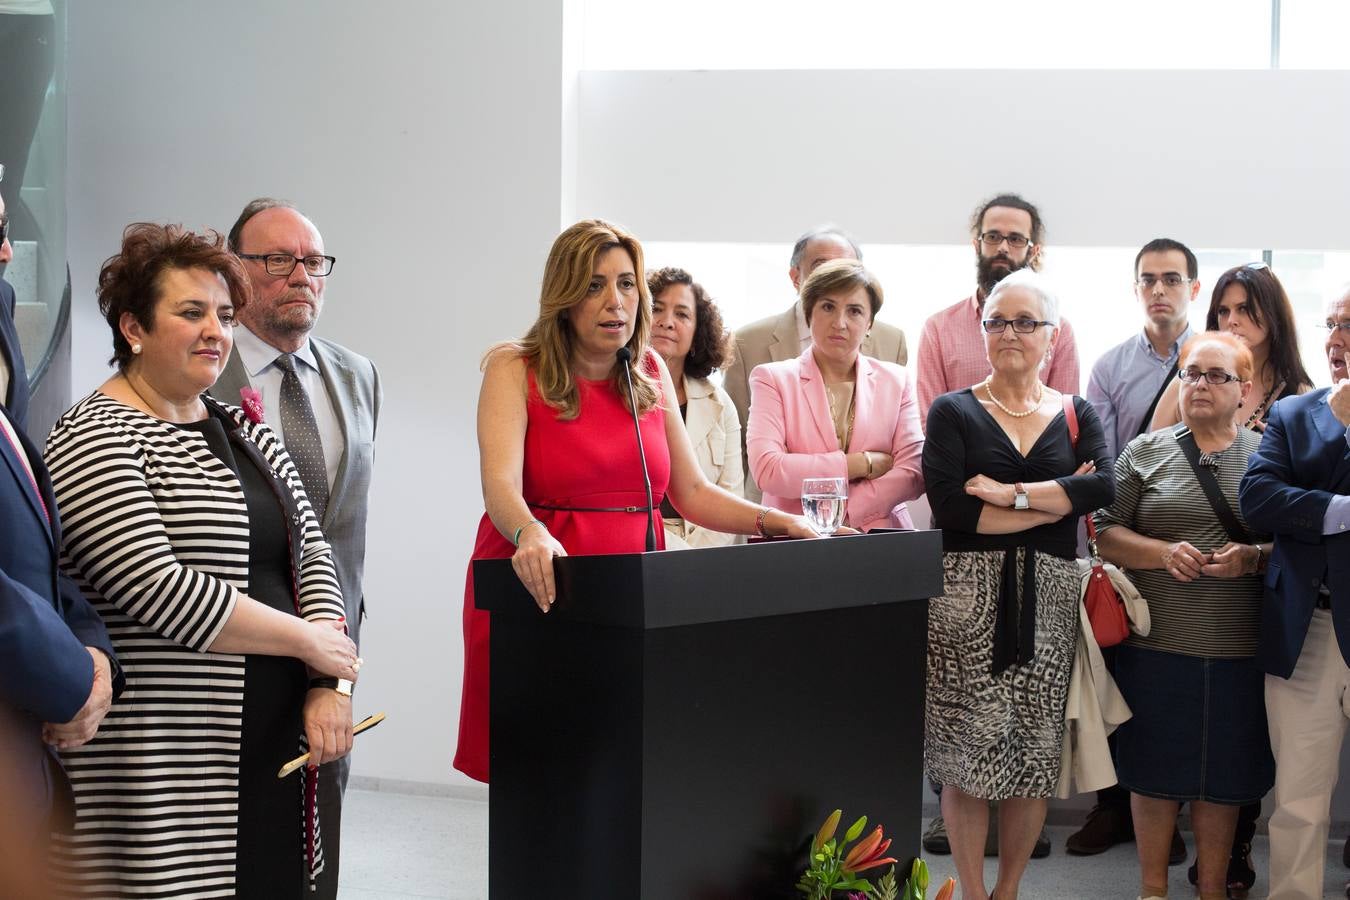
left=1173, top=424, right=1250, bottom=543
left=1136, top=361, right=1180, bottom=437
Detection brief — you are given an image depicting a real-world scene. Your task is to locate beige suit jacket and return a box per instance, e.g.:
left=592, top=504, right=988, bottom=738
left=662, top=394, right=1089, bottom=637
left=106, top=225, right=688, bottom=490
left=723, top=302, right=907, bottom=501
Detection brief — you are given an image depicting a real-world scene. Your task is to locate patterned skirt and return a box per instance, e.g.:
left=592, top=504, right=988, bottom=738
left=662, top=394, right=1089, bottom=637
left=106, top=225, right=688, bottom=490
left=924, top=548, right=1079, bottom=800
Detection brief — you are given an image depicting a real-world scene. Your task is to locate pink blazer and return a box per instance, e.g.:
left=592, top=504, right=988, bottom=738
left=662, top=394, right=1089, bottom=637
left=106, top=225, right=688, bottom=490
left=746, top=348, right=925, bottom=531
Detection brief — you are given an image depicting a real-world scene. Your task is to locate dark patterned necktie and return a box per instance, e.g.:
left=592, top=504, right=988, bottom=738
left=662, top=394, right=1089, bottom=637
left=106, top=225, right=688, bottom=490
left=276, top=353, right=329, bottom=522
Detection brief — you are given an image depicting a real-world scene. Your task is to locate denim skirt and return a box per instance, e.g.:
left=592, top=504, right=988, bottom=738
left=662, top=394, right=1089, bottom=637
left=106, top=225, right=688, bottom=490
left=1113, top=642, right=1274, bottom=805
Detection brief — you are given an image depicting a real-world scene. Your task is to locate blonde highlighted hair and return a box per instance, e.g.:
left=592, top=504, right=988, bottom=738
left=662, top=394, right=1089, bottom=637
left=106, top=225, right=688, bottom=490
left=485, top=219, right=659, bottom=420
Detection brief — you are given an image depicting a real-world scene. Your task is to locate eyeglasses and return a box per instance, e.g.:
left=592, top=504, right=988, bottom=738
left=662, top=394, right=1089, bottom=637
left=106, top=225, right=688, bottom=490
left=238, top=252, right=336, bottom=277
left=981, top=317, right=1053, bottom=334
left=1321, top=320, right=1350, bottom=335
left=1178, top=367, right=1241, bottom=385
left=1136, top=274, right=1191, bottom=290
left=978, top=231, right=1032, bottom=250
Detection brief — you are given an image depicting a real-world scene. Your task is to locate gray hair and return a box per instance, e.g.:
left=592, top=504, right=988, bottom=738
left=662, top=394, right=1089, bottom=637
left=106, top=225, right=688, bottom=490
left=985, top=268, right=1059, bottom=325
left=789, top=224, right=862, bottom=268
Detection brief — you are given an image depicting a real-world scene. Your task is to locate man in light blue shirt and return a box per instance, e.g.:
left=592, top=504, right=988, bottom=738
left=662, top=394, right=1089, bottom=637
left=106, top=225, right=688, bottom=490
left=1086, top=238, right=1200, bottom=461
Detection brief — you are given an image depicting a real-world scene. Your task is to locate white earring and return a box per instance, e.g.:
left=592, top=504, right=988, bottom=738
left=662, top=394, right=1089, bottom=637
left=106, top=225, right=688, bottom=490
left=131, top=342, right=143, bottom=355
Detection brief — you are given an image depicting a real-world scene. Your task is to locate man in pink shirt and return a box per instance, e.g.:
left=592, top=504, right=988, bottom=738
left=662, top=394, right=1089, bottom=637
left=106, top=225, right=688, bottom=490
left=915, top=194, right=1081, bottom=428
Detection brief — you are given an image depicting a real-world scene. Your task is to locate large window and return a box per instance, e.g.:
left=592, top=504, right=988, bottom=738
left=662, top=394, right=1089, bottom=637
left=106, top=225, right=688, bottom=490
left=643, top=242, right=1347, bottom=391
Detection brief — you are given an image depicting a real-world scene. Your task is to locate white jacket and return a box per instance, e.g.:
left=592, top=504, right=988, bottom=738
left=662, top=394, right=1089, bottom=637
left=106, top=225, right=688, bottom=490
left=1056, top=561, right=1150, bottom=799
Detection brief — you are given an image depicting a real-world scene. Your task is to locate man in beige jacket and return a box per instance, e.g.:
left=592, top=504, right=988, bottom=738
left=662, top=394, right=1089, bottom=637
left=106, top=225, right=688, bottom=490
left=722, top=225, right=907, bottom=501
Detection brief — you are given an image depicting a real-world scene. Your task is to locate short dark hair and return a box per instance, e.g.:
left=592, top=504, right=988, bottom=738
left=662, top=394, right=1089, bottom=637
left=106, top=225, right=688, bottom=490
left=98, top=223, right=251, bottom=371
left=789, top=224, right=862, bottom=269
left=646, top=266, right=732, bottom=380
left=227, top=197, right=298, bottom=253
left=1207, top=264, right=1312, bottom=391
left=800, top=258, right=884, bottom=325
left=970, top=192, right=1045, bottom=248
left=1135, top=238, right=1198, bottom=280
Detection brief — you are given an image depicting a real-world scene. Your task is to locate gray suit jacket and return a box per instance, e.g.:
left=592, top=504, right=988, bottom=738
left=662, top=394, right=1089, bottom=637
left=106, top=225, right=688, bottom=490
left=722, top=302, right=907, bottom=502
left=211, top=335, right=381, bottom=647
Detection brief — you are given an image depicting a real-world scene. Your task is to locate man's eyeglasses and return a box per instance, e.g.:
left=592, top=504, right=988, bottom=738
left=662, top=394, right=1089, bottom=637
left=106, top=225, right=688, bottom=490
left=981, top=317, right=1053, bottom=334
left=238, top=253, right=336, bottom=277
left=1136, top=274, right=1191, bottom=290
left=978, top=231, right=1032, bottom=250
left=1178, top=367, right=1241, bottom=385
left=1321, top=320, right=1350, bottom=335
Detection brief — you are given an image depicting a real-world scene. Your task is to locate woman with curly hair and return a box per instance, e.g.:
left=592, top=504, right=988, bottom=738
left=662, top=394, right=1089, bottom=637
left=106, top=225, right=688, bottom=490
left=647, top=266, right=744, bottom=548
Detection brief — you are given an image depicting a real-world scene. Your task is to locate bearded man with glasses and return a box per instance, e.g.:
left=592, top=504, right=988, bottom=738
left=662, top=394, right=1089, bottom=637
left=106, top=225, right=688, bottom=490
left=915, top=193, right=1081, bottom=432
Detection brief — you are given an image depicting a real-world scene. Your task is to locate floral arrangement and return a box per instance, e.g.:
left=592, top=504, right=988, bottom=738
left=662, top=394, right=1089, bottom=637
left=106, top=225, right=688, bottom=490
left=797, top=809, right=955, bottom=900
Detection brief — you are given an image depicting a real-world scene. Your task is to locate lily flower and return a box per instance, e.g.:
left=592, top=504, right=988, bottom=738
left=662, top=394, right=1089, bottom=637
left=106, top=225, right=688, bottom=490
left=840, top=825, right=896, bottom=873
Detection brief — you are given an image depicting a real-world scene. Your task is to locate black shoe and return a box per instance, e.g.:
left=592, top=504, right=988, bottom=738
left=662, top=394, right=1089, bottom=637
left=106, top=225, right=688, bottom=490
left=1187, top=840, right=1254, bottom=894
left=922, top=815, right=951, bottom=854
left=1031, top=828, right=1051, bottom=859
left=1169, top=827, right=1187, bottom=866
left=1066, top=802, right=1134, bottom=855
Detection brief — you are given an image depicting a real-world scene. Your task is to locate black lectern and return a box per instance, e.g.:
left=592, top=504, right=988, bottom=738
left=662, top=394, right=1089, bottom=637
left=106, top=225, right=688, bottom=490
left=474, top=530, right=941, bottom=900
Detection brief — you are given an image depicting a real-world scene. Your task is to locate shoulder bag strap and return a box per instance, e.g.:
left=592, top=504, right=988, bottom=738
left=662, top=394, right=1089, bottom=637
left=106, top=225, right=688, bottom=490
left=1172, top=424, right=1250, bottom=543
left=1062, top=394, right=1100, bottom=547
left=1135, top=361, right=1180, bottom=438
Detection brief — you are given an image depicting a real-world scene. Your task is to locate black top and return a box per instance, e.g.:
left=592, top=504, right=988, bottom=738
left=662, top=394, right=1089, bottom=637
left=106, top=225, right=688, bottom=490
left=923, top=389, right=1116, bottom=674
left=922, top=389, right=1115, bottom=558
left=659, top=402, right=689, bottom=521
left=175, top=409, right=306, bottom=894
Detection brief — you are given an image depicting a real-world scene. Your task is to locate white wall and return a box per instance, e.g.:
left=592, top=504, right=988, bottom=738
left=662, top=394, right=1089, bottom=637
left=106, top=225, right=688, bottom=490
left=67, top=0, right=568, bottom=791
left=576, top=69, right=1350, bottom=251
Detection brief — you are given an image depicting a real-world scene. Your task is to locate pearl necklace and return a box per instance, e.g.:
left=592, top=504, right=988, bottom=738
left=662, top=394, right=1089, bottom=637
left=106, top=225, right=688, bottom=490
left=983, top=378, right=1043, bottom=418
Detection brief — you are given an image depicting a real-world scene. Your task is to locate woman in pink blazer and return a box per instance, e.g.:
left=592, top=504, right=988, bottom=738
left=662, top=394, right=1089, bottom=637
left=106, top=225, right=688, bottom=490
left=747, top=259, right=924, bottom=531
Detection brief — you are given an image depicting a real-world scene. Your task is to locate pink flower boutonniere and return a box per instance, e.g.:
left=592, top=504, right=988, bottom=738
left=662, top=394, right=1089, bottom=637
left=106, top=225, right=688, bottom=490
left=240, top=387, right=265, bottom=424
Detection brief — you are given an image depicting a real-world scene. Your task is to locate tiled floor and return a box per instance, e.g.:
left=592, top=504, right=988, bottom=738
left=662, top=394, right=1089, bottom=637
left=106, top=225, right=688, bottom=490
left=338, top=790, right=1350, bottom=899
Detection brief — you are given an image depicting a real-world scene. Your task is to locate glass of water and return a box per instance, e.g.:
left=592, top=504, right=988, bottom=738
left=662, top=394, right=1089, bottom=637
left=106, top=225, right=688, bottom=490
left=801, top=476, right=848, bottom=535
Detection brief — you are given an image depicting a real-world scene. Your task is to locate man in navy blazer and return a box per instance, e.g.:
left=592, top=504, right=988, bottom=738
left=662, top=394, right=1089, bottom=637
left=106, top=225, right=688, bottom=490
left=0, top=185, right=31, bottom=429
left=0, top=402, right=120, bottom=886
left=1239, top=287, right=1350, bottom=900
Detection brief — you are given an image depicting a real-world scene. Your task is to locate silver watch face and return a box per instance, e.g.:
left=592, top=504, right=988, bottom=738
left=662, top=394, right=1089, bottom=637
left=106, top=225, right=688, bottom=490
left=1014, top=492, right=1029, bottom=510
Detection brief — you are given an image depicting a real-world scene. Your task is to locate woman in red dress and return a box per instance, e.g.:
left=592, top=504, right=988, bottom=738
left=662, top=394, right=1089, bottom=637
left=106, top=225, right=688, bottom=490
left=454, top=220, right=818, bottom=782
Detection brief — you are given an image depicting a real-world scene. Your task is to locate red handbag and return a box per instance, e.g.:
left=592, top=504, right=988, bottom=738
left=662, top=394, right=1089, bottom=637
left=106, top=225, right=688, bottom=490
left=1062, top=395, right=1130, bottom=648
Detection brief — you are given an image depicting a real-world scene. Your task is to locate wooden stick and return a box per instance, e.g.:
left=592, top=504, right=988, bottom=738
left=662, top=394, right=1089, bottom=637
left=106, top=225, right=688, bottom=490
left=276, top=712, right=387, bottom=778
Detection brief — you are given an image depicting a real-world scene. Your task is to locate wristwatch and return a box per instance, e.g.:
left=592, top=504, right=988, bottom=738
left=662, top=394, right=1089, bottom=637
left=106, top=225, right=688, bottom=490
left=1013, top=483, right=1030, bottom=510
left=310, top=676, right=355, bottom=697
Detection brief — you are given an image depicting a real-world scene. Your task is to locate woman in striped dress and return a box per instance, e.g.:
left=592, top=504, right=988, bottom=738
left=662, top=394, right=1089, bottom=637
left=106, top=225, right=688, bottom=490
left=1094, top=332, right=1274, bottom=900
left=44, top=224, right=361, bottom=897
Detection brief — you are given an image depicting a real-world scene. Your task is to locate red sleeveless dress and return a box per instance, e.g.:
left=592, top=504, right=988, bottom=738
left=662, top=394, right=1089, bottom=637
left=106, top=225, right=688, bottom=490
left=453, top=364, right=670, bottom=782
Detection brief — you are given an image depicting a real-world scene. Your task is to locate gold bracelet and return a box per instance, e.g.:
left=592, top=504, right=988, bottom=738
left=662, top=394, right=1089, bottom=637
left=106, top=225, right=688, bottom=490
left=864, top=451, right=874, bottom=478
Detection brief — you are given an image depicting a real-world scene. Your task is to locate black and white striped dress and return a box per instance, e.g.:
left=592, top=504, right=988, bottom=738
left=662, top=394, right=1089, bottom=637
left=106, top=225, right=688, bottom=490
left=44, top=392, right=345, bottom=898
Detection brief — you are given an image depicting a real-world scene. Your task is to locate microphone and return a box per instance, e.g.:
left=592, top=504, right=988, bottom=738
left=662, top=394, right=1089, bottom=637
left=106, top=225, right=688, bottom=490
left=616, top=346, right=657, bottom=552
